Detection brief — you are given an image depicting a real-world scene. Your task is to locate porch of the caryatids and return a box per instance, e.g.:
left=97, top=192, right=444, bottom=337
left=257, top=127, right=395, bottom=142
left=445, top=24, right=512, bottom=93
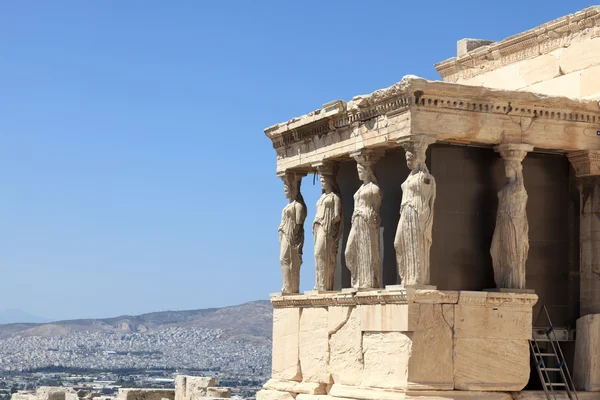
left=490, top=143, right=533, bottom=290
left=394, top=134, right=437, bottom=288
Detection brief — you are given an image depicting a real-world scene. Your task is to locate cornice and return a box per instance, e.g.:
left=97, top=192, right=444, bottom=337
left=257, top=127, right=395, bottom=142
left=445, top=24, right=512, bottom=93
left=435, top=6, right=600, bottom=81
left=264, top=77, right=600, bottom=153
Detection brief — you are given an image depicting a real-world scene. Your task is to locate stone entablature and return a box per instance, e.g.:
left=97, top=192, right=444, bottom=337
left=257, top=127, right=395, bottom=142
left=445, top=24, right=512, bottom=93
left=265, top=76, right=600, bottom=173
left=435, top=6, right=600, bottom=82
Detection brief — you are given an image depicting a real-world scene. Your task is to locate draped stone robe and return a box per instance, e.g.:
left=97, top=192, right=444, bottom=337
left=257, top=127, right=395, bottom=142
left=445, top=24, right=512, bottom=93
left=345, top=182, right=382, bottom=289
left=313, top=192, right=343, bottom=291
left=394, top=169, right=436, bottom=286
left=490, top=180, right=529, bottom=289
left=279, top=200, right=306, bottom=293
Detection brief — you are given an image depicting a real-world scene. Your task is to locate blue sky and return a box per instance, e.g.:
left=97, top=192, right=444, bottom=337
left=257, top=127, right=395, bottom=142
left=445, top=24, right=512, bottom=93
left=0, top=1, right=596, bottom=321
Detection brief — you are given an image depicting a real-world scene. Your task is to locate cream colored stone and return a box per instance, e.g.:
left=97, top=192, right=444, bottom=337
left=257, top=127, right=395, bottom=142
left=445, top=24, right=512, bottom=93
left=523, top=71, right=582, bottom=98
left=272, top=307, right=302, bottom=381
left=408, top=304, right=454, bottom=390
left=491, top=144, right=532, bottom=290
left=279, top=171, right=307, bottom=294
left=346, top=150, right=382, bottom=289
left=299, top=307, right=330, bottom=383
left=574, top=313, right=600, bottom=391
left=11, top=394, right=37, bottom=400
left=406, top=391, right=513, bottom=400
left=518, top=54, right=561, bottom=87
left=264, top=379, right=327, bottom=395
left=328, top=306, right=363, bottom=386
left=454, top=305, right=532, bottom=339
left=581, top=65, right=600, bottom=98
left=295, top=396, right=338, bottom=400
left=560, top=37, right=600, bottom=75
left=512, top=391, right=600, bottom=399
left=453, top=338, right=530, bottom=391
left=395, top=135, right=436, bottom=286
left=462, top=64, right=525, bottom=90
left=362, top=331, right=411, bottom=389
left=409, top=290, right=459, bottom=304
left=360, top=303, right=417, bottom=332
left=329, top=384, right=406, bottom=400
left=36, top=389, right=77, bottom=400
left=185, top=377, right=216, bottom=400
left=205, top=388, right=231, bottom=399
left=174, top=376, right=186, bottom=400
left=256, top=390, right=296, bottom=400
left=117, top=390, right=175, bottom=400
left=313, top=163, right=343, bottom=291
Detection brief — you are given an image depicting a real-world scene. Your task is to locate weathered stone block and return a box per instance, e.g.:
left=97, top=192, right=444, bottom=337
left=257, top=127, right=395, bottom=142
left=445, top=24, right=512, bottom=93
left=518, top=54, right=561, bottom=87
left=580, top=65, right=600, bottom=98
left=328, top=306, right=362, bottom=386
left=36, top=388, right=77, bottom=400
left=185, top=377, right=216, bottom=400
left=454, top=305, right=532, bottom=339
left=299, top=307, right=330, bottom=383
left=560, top=37, right=600, bottom=75
left=205, top=388, right=231, bottom=398
left=174, top=376, right=186, bottom=400
left=362, top=331, right=411, bottom=390
left=256, top=390, right=296, bottom=400
left=408, top=304, right=454, bottom=390
left=574, top=313, right=600, bottom=391
left=360, top=303, right=417, bottom=332
left=523, top=71, right=582, bottom=98
left=264, top=379, right=326, bottom=395
left=329, top=384, right=406, bottom=400
left=273, top=307, right=302, bottom=381
left=117, top=389, right=175, bottom=400
left=454, top=338, right=530, bottom=391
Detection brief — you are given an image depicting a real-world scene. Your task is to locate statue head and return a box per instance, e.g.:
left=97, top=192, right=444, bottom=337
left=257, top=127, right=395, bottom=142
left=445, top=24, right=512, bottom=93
left=282, top=174, right=299, bottom=200
left=405, top=144, right=427, bottom=170
left=504, top=159, right=522, bottom=180
left=356, top=162, right=376, bottom=184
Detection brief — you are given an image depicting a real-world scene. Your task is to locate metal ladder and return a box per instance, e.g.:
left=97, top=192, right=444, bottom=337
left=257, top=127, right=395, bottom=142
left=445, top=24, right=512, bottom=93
left=529, top=305, right=578, bottom=400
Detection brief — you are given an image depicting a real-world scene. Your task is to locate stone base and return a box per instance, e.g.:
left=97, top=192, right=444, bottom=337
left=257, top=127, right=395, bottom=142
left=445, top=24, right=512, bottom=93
left=574, top=313, right=600, bottom=391
left=268, top=289, right=538, bottom=393
left=484, top=288, right=536, bottom=294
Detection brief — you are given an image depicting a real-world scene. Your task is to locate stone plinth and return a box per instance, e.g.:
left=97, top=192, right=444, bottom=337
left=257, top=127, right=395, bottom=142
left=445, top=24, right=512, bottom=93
left=268, top=289, right=538, bottom=396
left=574, top=313, right=600, bottom=391
left=117, top=389, right=175, bottom=400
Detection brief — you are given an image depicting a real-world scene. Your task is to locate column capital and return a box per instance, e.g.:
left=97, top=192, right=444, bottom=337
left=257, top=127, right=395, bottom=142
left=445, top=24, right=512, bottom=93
left=350, top=148, right=384, bottom=166
left=568, top=150, right=600, bottom=178
left=494, top=143, right=534, bottom=162
left=276, top=169, right=307, bottom=182
left=312, top=160, right=337, bottom=176
left=397, top=134, right=436, bottom=150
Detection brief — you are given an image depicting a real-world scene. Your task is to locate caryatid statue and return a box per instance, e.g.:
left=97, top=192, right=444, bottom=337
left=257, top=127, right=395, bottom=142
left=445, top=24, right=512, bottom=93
left=345, top=151, right=383, bottom=289
left=394, top=135, right=437, bottom=286
left=312, top=162, right=343, bottom=291
left=490, top=143, right=533, bottom=290
left=278, top=171, right=307, bottom=294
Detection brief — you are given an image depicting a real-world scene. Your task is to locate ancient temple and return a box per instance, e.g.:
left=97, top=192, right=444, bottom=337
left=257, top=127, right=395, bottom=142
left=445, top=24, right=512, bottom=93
left=260, top=6, right=600, bottom=400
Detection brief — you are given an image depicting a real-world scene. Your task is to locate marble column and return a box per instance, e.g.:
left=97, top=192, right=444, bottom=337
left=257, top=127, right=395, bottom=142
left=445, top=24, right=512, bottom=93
left=277, top=170, right=307, bottom=294
left=394, top=135, right=437, bottom=287
left=345, top=150, right=383, bottom=289
left=567, top=150, right=600, bottom=391
left=312, top=161, right=343, bottom=291
left=490, top=143, right=533, bottom=290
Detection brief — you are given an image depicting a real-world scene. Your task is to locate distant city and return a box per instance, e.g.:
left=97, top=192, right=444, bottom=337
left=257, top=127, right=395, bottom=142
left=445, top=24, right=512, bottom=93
left=0, top=302, right=272, bottom=400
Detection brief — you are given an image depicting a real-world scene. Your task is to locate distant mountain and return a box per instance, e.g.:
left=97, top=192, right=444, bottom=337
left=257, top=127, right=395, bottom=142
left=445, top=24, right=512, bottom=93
left=0, top=300, right=273, bottom=340
left=0, top=309, right=50, bottom=324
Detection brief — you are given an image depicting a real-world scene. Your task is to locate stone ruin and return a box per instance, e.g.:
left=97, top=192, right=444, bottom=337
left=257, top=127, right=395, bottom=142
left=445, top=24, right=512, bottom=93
left=10, top=376, right=231, bottom=400
left=260, top=5, right=600, bottom=400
